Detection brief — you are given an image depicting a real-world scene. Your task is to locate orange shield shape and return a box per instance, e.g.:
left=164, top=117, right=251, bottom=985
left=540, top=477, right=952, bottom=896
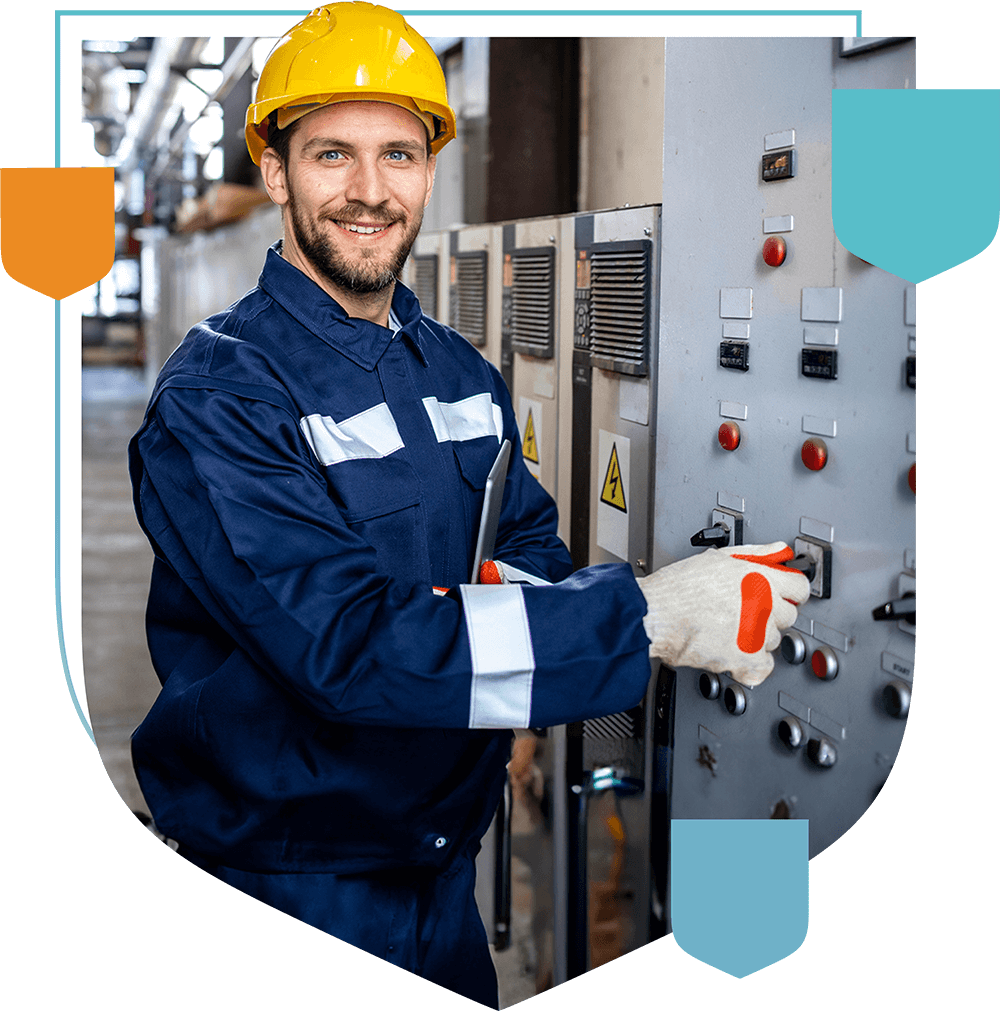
left=1, top=167, right=115, bottom=300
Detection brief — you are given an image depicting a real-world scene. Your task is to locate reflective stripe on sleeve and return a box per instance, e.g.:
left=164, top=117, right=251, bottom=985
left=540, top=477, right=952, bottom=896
left=300, top=404, right=404, bottom=466
left=423, top=394, right=503, bottom=445
left=460, top=583, right=535, bottom=728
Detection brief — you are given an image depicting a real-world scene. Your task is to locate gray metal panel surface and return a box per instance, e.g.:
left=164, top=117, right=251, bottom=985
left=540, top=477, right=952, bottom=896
left=654, top=38, right=916, bottom=856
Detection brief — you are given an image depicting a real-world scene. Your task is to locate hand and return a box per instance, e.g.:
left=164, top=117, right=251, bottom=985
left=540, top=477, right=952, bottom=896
left=635, top=542, right=810, bottom=687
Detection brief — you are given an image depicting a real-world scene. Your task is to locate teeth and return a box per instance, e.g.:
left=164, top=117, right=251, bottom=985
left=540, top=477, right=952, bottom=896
left=342, top=222, right=386, bottom=234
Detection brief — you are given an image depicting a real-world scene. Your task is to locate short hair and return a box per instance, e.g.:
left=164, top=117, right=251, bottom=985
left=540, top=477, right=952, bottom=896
left=265, top=112, right=298, bottom=168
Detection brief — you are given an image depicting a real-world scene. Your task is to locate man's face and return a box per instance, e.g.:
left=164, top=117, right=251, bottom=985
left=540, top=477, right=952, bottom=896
left=265, top=101, right=436, bottom=296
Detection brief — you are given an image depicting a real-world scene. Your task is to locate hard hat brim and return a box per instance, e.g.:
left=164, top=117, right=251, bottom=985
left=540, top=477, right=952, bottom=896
left=246, top=92, right=456, bottom=164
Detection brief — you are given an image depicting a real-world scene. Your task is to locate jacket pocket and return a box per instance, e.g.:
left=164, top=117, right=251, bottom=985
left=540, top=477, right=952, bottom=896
left=324, top=455, right=428, bottom=582
left=450, top=438, right=506, bottom=576
left=452, top=437, right=503, bottom=492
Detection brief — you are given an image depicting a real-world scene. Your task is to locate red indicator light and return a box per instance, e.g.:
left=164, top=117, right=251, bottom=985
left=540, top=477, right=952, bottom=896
left=801, top=437, right=828, bottom=471
left=718, top=421, right=741, bottom=451
left=762, top=235, right=787, bottom=267
left=908, top=463, right=916, bottom=494
left=811, top=647, right=839, bottom=681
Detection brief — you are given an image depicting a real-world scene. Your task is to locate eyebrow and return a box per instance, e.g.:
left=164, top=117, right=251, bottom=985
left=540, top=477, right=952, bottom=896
left=300, top=137, right=427, bottom=157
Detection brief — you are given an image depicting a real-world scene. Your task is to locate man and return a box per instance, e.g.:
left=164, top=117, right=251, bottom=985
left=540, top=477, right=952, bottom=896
left=129, top=4, right=809, bottom=1005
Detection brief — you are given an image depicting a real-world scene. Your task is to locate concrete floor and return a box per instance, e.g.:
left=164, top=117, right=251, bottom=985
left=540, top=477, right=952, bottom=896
left=80, top=365, right=541, bottom=1007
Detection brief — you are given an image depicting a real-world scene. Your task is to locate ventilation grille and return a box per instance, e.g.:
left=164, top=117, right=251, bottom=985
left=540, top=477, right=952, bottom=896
left=588, top=244, right=651, bottom=376
left=450, top=252, right=488, bottom=346
left=582, top=706, right=643, bottom=741
left=509, top=248, right=555, bottom=358
left=411, top=254, right=438, bottom=319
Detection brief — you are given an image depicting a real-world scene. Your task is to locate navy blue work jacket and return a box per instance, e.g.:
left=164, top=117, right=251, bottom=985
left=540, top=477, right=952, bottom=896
left=129, top=243, right=652, bottom=875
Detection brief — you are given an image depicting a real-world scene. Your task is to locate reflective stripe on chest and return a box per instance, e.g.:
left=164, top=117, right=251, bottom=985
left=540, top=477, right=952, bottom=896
left=300, top=394, right=502, bottom=466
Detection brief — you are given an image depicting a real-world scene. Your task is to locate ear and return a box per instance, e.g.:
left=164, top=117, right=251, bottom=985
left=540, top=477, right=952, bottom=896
left=260, top=148, right=289, bottom=207
left=423, top=153, right=437, bottom=209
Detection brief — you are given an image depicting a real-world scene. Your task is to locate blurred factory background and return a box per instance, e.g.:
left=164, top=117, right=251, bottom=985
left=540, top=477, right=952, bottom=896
left=79, top=34, right=664, bottom=373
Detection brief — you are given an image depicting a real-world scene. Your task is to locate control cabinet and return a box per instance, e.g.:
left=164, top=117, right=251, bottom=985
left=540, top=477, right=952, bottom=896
left=415, top=37, right=917, bottom=992
left=653, top=38, right=917, bottom=856
left=448, top=223, right=504, bottom=371
left=567, top=205, right=662, bottom=973
left=459, top=206, right=664, bottom=986
left=500, top=217, right=576, bottom=543
left=401, top=229, right=447, bottom=323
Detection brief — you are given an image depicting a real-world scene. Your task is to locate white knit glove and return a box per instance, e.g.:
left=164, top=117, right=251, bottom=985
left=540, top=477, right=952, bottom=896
left=635, top=542, right=810, bottom=687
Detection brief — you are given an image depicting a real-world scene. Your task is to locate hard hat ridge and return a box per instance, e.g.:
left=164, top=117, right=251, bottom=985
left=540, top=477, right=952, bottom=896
left=245, top=2, right=456, bottom=165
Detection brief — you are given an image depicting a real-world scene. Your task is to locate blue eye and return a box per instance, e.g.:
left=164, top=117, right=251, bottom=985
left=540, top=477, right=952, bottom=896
left=386, top=151, right=409, bottom=161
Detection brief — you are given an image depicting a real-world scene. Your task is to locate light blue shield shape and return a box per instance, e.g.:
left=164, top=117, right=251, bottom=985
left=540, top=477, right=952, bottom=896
left=671, top=819, right=809, bottom=977
left=832, top=89, right=999, bottom=283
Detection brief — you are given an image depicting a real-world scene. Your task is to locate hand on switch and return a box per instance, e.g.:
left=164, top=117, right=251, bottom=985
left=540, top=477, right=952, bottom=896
left=635, top=542, right=810, bottom=687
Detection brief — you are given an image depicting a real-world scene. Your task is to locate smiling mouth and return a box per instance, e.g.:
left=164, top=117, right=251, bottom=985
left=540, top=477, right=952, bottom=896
left=334, top=220, right=394, bottom=235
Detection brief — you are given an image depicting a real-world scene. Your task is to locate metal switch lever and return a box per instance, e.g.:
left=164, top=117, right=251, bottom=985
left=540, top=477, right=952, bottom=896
left=872, top=592, right=916, bottom=624
left=690, top=522, right=731, bottom=548
left=784, top=554, right=817, bottom=581
left=792, top=536, right=832, bottom=599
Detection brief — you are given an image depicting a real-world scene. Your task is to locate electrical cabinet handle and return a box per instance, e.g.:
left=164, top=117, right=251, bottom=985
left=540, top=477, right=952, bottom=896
left=579, top=767, right=644, bottom=797
left=569, top=767, right=644, bottom=977
left=492, top=776, right=513, bottom=951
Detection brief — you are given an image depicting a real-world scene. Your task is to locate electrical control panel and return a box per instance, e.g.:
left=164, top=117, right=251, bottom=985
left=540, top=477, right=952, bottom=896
left=653, top=37, right=917, bottom=856
left=451, top=91, right=923, bottom=953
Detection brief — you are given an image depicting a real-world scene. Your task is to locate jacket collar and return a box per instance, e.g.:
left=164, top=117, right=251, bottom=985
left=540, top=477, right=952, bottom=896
left=257, top=242, right=428, bottom=370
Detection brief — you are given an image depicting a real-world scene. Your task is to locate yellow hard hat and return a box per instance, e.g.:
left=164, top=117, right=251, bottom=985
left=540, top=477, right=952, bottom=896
left=245, top=2, right=456, bottom=164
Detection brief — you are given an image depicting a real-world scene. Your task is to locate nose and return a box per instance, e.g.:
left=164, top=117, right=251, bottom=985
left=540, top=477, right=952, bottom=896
left=344, top=154, right=391, bottom=209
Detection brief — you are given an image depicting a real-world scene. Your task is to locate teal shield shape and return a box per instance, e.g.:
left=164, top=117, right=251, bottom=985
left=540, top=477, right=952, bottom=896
left=671, top=819, right=808, bottom=977
left=833, top=89, right=999, bottom=283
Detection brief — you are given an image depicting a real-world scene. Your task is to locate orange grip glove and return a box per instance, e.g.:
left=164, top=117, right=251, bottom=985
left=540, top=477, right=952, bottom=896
left=635, top=542, right=810, bottom=687
left=437, top=563, right=505, bottom=595
left=479, top=559, right=507, bottom=585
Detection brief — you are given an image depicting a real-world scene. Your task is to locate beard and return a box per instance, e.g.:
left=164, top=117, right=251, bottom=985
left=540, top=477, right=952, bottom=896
left=286, top=183, right=423, bottom=296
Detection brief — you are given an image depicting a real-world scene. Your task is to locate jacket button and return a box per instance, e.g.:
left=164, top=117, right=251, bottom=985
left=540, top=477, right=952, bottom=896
left=434, top=836, right=448, bottom=849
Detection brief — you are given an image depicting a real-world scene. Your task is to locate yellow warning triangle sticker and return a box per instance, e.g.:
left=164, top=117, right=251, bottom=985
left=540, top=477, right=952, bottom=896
left=522, top=409, right=539, bottom=464
left=600, top=443, right=627, bottom=513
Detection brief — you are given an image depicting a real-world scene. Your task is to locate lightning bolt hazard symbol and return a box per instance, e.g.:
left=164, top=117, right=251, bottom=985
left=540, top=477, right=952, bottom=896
left=522, top=409, right=539, bottom=464
left=600, top=443, right=627, bottom=513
